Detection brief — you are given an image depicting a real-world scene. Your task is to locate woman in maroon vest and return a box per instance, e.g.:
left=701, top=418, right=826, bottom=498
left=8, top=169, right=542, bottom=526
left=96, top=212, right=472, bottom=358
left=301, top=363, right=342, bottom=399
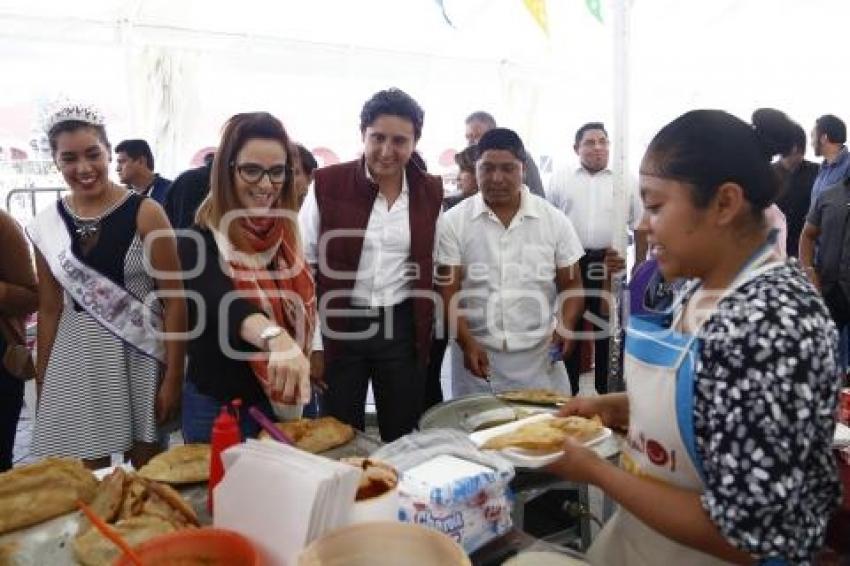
left=299, top=88, right=443, bottom=441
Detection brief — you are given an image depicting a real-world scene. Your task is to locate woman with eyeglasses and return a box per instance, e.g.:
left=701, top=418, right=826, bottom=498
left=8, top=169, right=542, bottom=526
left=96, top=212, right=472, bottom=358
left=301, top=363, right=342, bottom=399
left=549, top=110, right=840, bottom=564
left=179, top=112, right=316, bottom=442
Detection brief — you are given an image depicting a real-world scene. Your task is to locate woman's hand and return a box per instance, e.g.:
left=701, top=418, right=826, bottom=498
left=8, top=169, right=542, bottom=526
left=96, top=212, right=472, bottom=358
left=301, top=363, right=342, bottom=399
left=156, top=373, right=182, bottom=424
left=559, top=392, right=630, bottom=432
left=545, top=437, right=608, bottom=484
left=268, top=334, right=311, bottom=405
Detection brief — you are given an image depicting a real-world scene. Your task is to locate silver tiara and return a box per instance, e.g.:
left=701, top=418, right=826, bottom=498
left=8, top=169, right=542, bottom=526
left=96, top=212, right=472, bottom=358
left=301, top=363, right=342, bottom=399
left=42, top=100, right=105, bottom=133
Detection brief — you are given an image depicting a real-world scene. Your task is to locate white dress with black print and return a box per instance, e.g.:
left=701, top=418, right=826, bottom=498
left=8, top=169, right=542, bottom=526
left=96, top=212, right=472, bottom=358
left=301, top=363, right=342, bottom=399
left=32, top=194, right=159, bottom=460
left=692, top=261, right=841, bottom=563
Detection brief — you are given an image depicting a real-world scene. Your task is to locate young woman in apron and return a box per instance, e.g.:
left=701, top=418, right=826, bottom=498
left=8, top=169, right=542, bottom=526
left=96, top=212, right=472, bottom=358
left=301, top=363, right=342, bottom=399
left=548, top=110, right=841, bottom=564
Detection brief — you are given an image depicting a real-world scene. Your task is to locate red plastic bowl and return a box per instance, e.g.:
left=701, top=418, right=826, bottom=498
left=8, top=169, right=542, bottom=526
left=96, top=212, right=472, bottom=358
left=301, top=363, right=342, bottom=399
left=112, top=527, right=259, bottom=566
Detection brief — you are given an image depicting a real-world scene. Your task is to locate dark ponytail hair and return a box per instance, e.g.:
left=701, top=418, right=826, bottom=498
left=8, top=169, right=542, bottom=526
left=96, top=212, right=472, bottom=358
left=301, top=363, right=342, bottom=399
left=642, top=109, right=780, bottom=215
left=751, top=108, right=796, bottom=156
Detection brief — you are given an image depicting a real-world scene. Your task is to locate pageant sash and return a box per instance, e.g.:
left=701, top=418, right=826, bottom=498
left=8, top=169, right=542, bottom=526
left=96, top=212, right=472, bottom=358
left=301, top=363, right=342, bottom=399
left=27, top=203, right=166, bottom=363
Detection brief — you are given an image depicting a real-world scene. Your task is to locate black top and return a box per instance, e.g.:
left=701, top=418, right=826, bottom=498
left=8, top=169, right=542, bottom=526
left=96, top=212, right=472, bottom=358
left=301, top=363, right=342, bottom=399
left=58, top=192, right=142, bottom=285
left=178, top=226, right=266, bottom=405
left=58, top=193, right=142, bottom=312
left=773, top=160, right=818, bottom=257
left=807, top=180, right=850, bottom=295
left=692, top=263, right=840, bottom=562
left=164, top=163, right=212, bottom=231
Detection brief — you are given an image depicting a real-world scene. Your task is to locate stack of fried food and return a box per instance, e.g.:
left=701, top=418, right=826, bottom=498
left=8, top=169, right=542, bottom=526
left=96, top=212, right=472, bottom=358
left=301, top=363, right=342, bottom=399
left=482, top=415, right=604, bottom=453
left=258, top=416, right=355, bottom=453
left=138, top=443, right=211, bottom=484
left=72, top=467, right=200, bottom=566
left=0, top=458, right=98, bottom=534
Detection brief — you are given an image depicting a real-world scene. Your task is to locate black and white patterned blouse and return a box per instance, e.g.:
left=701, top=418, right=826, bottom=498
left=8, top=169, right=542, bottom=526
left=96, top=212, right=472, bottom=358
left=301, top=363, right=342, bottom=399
left=692, top=261, right=841, bottom=563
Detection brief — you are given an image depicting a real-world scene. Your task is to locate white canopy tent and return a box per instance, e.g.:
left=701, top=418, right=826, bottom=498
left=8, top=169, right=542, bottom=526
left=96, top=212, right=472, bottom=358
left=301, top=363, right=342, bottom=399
left=1, top=0, right=848, bottom=386
left=0, top=0, right=848, bottom=183
left=0, top=0, right=600, bottom=176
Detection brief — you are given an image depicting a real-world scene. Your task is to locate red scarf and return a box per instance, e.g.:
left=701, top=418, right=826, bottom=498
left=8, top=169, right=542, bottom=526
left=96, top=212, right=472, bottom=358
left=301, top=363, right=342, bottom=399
left=227, top=217, right=316, bottom=402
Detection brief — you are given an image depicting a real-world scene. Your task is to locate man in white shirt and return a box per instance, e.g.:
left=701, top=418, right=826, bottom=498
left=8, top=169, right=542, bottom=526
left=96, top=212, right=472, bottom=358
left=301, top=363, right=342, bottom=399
left=464, top=111, right=545, bottom=197
left=299, top=88, right=443, bottom=441
left=547, top=122, right=647, bottom=394
left=437, top=128, right=584, bottom=396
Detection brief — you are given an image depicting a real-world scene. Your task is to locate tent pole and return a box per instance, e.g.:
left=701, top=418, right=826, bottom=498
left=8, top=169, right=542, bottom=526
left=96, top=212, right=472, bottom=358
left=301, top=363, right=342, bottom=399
left=607, top=0, right=632, bottom=393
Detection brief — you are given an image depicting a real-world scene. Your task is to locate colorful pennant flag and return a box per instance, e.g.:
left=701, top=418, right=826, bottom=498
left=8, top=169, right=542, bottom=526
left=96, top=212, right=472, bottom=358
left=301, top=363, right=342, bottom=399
left=522, top=0, right=549, bottom=36
left=586, top=0, right=603, bottom=23
left=434, top=0, right=455, bottom=27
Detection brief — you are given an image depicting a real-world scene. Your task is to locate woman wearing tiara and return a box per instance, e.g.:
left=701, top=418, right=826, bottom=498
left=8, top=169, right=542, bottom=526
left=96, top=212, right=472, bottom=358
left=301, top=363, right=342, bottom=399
left=27, top=103, right=186, bottom=469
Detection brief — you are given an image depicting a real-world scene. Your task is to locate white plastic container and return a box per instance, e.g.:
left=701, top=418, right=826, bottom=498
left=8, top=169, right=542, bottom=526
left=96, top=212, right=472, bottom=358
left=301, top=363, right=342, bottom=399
left=349, top=484, right=400, bottom=524
left=270, top=401, right=303, bottom=421
left=340, top=458, right=401, bottom=525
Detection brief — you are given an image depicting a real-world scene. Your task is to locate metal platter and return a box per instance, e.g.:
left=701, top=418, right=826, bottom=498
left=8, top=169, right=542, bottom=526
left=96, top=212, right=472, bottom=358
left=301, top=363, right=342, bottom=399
left=323, top=430, right=383, bottom=459
left=419, top=393, right=555, bottom=434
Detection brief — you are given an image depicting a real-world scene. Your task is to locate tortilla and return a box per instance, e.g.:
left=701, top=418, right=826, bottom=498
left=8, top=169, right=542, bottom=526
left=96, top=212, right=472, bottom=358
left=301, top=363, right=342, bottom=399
left=73, top=515, right=176, bottom=566
left=72, top=471, right=199, bottom=564
left=497, top=389, right=571, bottom=406
left=138, top=444, right=210, bottom=484
left=482, top=416, right=604, bottom=452
left=77, top=467, right=127, bottom=535
left=0, top=458, right=98, bottom=534
left=142, top=478, right=199, bottom=527
left=118, top=475, right=148, bottom=521
left=259, top=417, right=354, bottom=453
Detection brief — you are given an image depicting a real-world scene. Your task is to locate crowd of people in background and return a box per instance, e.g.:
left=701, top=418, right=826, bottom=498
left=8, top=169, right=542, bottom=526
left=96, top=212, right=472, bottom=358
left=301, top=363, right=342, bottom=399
left=0, top=89, right=847, bottom=563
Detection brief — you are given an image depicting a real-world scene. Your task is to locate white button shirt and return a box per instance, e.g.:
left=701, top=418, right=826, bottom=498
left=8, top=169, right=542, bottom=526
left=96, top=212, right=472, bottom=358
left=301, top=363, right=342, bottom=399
left=546, top=167, right=642, bottom=250
left=436, top=187, right=584, bottom=352
left=299, top=166, right=413, bottom=308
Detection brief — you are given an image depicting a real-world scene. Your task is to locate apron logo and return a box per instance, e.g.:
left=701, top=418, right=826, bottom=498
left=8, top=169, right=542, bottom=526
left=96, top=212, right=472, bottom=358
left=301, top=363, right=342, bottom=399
left=628, top=432, right=677, bottom=473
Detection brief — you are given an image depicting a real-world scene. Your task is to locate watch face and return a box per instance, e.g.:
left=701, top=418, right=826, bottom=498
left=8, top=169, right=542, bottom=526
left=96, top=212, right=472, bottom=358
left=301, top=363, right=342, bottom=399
left=261, top=326, right=283, bottom=340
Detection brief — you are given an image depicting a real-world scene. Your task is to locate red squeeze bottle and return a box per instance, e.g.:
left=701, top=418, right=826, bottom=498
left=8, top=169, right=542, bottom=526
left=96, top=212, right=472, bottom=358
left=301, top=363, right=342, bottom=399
left=208, top=399, right=242, bottom=514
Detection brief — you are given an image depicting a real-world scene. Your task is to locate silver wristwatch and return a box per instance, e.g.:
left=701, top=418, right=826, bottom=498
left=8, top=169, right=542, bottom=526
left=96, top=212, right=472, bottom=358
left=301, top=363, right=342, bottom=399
left=259, top=325, right=285, bottom=348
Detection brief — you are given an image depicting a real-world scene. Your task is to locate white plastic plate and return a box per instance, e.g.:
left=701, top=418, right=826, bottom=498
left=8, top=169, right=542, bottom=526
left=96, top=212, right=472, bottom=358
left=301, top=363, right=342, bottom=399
left=469, top=413, right=613, bottom=468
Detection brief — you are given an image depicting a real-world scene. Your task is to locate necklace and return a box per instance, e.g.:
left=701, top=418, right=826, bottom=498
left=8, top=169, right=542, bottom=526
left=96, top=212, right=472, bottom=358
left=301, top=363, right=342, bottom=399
left=62, top=186, right=130, bottom=241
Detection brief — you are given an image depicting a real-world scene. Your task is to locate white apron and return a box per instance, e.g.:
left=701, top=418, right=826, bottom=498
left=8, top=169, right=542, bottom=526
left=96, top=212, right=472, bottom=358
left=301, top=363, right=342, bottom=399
left=450, top=338, right=572, bottom=397
left=588, top=241, right=786, bottom=565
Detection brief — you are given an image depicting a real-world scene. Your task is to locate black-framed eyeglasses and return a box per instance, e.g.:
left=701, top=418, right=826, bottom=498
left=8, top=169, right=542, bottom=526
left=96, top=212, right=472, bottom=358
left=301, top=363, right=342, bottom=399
left=232, top=162, right=289, bottom=185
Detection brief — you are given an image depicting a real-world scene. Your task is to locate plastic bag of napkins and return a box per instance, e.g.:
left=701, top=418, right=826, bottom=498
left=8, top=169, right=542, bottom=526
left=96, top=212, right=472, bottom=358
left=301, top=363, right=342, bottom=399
left=372, top=429, right=515, bottom=553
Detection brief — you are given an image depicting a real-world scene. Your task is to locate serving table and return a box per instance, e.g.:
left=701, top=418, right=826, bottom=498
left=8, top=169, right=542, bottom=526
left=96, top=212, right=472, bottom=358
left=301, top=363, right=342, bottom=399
left=0, top=431, right=381, bottom=566
left=1, top=406, right=615, bottom=565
